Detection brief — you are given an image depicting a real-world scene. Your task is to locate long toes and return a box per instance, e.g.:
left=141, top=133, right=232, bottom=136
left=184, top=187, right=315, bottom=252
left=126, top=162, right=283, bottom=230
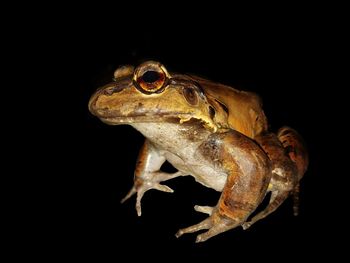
left=194, top=205, right=213, bottom=215
left=195, top=227, right=222, bottom=243
left=242, top=222, right=251, bottom=230
left=196, top=232, right=211, bottom=243
left=154, top=183, right=174, bottom=193
left=136, top=202, right=142, bottom=216
left=175, top=229, right=184, bottom=238
left=136, top=191, right=146, bottom=216
left=175, top=218, right=212, bottom=239
left=120, top=187, right=136, bottom=203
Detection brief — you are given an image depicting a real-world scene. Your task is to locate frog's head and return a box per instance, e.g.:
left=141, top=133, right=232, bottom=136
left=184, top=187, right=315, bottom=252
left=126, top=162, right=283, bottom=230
left=89, top=61, right=218, bottom=131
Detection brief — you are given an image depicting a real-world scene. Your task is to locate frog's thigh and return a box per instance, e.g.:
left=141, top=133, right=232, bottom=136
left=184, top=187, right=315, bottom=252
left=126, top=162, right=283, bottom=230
left=177, top=132, right=271, bottom=242
left=216, top=131, right=271, bottom=222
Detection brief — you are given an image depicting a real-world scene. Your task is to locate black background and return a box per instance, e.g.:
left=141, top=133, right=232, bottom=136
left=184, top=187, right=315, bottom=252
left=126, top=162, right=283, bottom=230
left=18, top=5, right=345, bottom=261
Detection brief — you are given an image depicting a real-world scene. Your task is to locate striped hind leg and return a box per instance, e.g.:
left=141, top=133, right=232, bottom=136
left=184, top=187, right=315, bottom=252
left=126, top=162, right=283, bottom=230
left=277, top=126, right=309, bottom=178
left=277, top=127, right=308, bottom=216
left=292, top=183, right=300, bottom=216
left=242, top=190, right=289, bottom=230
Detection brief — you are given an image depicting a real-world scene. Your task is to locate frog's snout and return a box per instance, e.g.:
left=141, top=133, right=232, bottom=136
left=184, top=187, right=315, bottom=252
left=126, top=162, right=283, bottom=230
left=88, top=91, right=99, bottom=116
left=88, top=85, right=111, bottom=115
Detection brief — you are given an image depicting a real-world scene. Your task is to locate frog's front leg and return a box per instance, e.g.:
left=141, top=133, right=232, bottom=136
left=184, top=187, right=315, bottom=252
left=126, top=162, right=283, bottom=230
left=121, top=139, right=183, bottom=216
left=176, top=131, right=271, bottom=242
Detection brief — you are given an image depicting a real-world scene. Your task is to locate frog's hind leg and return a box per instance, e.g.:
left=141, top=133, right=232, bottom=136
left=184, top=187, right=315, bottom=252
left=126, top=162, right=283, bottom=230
left=277, top=126, right=309, bottom=179
left=176, top=131, right=272, bottom=242
left=175, top=210, right=242, bottom=243
left=242, top=129, right=307, bottom=230
left=242, top=190, right=289, bottom=230
left=277, top=127, right=308, bottom=216
left=292, top=183, right=300, bottom=216
left=175, top=218, right=211, bottom=240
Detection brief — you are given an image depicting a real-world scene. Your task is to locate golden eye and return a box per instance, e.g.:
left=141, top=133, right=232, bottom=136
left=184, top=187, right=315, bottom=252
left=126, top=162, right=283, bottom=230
left=133, top=61, right=169, bottom=94
left=138, top=70, right=165, bottom=92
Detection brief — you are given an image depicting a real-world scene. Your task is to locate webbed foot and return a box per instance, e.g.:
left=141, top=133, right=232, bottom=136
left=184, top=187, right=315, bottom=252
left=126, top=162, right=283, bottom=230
left=121, top=171, right=182, bottom=216
left=175, top=212, right=239, bottom=242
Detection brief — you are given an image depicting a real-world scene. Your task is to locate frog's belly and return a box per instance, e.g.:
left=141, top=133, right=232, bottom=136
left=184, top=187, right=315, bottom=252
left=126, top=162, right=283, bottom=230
left=164, top=151, right=227, bottom=192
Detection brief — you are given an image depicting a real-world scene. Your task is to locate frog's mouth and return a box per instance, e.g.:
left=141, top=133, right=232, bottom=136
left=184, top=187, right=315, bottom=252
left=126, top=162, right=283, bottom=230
left=88, top=91, right=193, bottom=124
left=88, top=94, right=217, bottom=131
left=95, top=113, right=217, bottom=133
left=95, top=112, right=194, bottom=125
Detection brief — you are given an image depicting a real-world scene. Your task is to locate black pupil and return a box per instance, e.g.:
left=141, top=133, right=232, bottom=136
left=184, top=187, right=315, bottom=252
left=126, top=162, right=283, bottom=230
left=142, top=71, right=161, bottom=83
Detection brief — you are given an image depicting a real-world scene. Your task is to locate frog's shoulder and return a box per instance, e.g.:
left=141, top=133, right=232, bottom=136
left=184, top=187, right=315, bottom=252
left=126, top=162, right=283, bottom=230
left=187, top=75, right=259, bottom=103
left=187, top=75, right=268, bottom=138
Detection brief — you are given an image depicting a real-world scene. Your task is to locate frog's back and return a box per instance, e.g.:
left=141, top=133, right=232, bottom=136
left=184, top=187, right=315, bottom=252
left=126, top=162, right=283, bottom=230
left=188, top=75, right=268, bottom=138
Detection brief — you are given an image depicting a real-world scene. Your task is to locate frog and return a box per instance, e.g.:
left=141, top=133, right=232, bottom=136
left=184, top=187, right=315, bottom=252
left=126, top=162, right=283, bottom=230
left=88, top=61, right=308, bottom=242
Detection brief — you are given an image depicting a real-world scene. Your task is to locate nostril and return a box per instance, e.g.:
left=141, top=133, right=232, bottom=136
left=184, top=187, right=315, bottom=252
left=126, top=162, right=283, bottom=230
left=103, top=85, right=124, bottom=95
left=104, top=87, right=114, bottom=95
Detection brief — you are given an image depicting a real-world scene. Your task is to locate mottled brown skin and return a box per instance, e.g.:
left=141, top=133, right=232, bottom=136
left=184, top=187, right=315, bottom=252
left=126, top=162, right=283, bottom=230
left=242, top=127, right=309, bottom=229
left=183, top=74, right=268, bottom=137
left=277, top=127, right=309, bottom=215
left=277, top=127, right=309, bottom=179
left=174, top=132, right=271, bottom=242
left=88, top=61, right=308, bottom=242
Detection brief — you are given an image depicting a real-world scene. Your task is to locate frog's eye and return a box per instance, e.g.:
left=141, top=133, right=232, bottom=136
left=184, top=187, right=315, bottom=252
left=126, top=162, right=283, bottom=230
left=133, top=61, right=169, bottom=94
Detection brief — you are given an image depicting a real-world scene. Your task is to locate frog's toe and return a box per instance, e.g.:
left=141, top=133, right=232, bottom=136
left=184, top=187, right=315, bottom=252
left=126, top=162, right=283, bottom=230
left=121, top=180, right=174, bottom=216
left=154, top=183, right=174, bottom=193
left=196, top=220, right=240, bottom=242
left=241, top=222, right=252, bottom=230
left=120, top=186, right=136, bottom=203
left=194, top=205, right=214, bottom=215
left=175, top=218, right=212, bottom=238
left=177, top=211, right=241, bottom=242
left=195, top=231, right=212, bottom=243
